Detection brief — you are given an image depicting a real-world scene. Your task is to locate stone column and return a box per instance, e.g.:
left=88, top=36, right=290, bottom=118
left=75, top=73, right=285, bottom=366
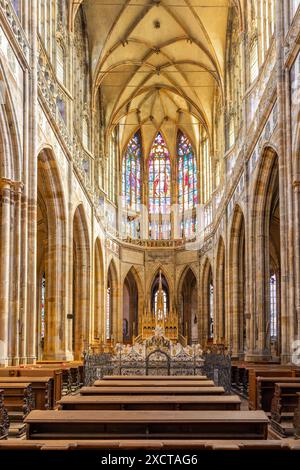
left=8, top=183, right=23, bottom=365
left=0, top=181, right=11, bottom=365
left=293, top=181, right=300, bottom=341
left=25, top=0, right=38, bottom=364
left=276, top=0, right=293, bottom=363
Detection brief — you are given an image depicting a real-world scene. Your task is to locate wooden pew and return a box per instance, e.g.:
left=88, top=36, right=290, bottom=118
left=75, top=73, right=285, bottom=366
left=37, top=361, right=83, bottom=387
left=25, top=410, right=269, bottom=440
left=231, top=362, right=298, bottom=399
left=58, top=394, right=241, bottom=411
left=80, top=386, right=225, bottom=396
left=293, top=392, right=300, bottom=439
left=102, top=375, right=207, bottom=381
left=93, top=379, right=215, bottom=387
left=0, top=383, right=33, bottom=421
left=0, top=389, right=9, bottom=440
left=0, top=377, right=53, bottom=410
left=271, top=383, right=300, bottom=437
left=0, top=368, right=62, bottom=405
left=248, top=369, right=296, bottom=409
left=33, top=365, right=72, bottom=394
left=256, top=377, right=300, bottom=412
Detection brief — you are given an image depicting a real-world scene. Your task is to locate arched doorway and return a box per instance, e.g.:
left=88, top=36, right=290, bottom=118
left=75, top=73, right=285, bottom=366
left=228, top=205, right=246, bottom=358
left=122, top=269, right=140, bottom=343
left=178, top=268, right=198, bottom=345
left=73, top=204, right=90, bottom=359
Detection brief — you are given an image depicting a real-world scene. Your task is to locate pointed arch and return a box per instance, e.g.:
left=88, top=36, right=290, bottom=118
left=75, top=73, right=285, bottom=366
left=37, top=148, right=68, bottom=360
left=177, top=266, right=198, bottom=345
left=148, top=265, right=172, bottom=297
left=150, top=271, right=170, bottom=319
left=148, top=131, right=171, bottom=240
left=73, top=204, right=90, bottom=359
left=215, top=236, right=226, bottom=343
left=94, top=237, right=104, bottom=342
left=122, top=266, right=143, bottom=343
left=228, top=204, right=246, bottom=357
left=199, top=257, right=213, bottom=345
left=106, top=258, right=119, bottom=343
left=250, top=147, right=281, bottom=359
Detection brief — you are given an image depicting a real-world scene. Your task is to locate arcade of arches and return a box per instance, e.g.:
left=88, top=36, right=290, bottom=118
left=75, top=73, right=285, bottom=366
left=0, top=0, right=300, bottom=367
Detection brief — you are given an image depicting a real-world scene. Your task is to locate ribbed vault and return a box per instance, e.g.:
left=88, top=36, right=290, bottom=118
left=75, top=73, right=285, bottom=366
left=72, top=0, right=242, bottom=153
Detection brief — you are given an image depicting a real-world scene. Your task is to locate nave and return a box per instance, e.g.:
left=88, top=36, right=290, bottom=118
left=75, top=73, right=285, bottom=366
left=1, top=0, right=300, bottom=458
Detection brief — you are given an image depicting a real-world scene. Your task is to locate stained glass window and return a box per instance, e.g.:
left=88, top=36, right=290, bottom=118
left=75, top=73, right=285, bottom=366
left=270, top=273, right=277, bottom=339
left=122, top=132, right=142, bottom=212
left=41, top=272, right=46, bottom=344
left=209, top=281, right=214, bottom=339
left=154, top=289, right=168, bottom=320
left=149, top=132, right=171, bottom=239
left=177, top=131, right=197, bottom=238
left=106, top=285, right=111, bottom=340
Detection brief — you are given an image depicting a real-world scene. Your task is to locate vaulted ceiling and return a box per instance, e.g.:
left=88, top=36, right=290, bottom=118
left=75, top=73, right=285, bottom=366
left=73, top=0, right=241, bottom=154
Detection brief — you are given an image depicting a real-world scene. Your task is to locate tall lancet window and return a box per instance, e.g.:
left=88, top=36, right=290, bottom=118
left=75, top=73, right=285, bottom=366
left=122, top=131, right=142, bottom=238
left=154, top=272, right=168, bottom=320
left=40, top=272, right=46, bottom=347
left=151, top=271, right=169, bottom=320
left=209, top=281, right=214, bottom=339
left=122, top=132, right=142, bottom=211
left=149, top=132, right=171, bottom=239
left=270, top=273, right=278, bottom=339
left=106, top=283, right=111, bottom=340
left=177, top=130, right=197, bottom=238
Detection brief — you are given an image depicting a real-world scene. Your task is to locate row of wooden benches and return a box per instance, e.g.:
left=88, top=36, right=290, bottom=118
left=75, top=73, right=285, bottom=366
left=2, top=370, right=300, bottom=445
left=20, top=375, right=270, bottom=441
left=231, top=362, right=300, bottom=404
left=231, top=362, right=300, bottom=436
left=0, top=362, right=83, bottom=438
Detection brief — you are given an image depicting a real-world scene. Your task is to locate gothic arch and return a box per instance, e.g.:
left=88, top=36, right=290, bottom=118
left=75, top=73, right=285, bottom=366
left=147, top=265, right=173, bottom=307
left=122, top=266, right=143, bottom=342
left=73, top=204, right=90, bottom=359
left=199, top=257, right=213, bottom=345
left=106, top=258, right=119, bottom=342
left=250, top=146, right=281, bottom=359
left=177, top=266, right=198, bottom=345
left=94, top=237, right=104, bottom=342
left=228, top=204, right=246, bottom=357
left=37, top=148, right=68, bottom=360
left=215, top=236, right=226, bottom=343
